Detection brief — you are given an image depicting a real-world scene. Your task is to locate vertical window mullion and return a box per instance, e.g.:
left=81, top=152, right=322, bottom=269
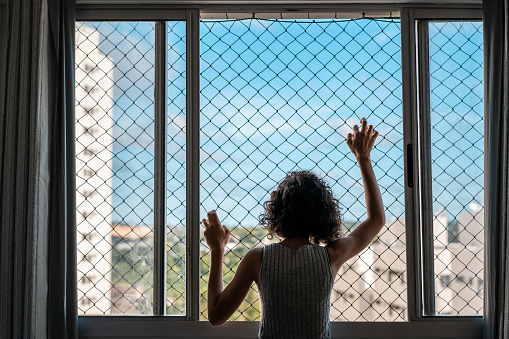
left=154, top=20, right=168, bottom=316
left=416, top=20, right=436, bottom=316
left=400, top=8, right=424, bottom=321
left=186, top=8, right=201, bottom=321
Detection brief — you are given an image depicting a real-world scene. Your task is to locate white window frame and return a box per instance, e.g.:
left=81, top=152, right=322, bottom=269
left=75, top=4, right=484, bottom=338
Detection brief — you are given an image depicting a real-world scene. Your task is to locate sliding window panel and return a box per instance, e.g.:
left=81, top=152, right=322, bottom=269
left=199, top=18, right=406, bottom=322
left=428, top=21, right=484, bottom=316
left=75, top=22, right=156, bottom=315
left=166, top=21, right=187, bottom=316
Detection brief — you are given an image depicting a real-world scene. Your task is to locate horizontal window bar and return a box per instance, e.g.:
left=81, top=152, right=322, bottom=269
left=199, top=11, right=400, bottom=19
left=411, top=8, right=481, bottom=20
left=76, top=6, right=187, bottom=21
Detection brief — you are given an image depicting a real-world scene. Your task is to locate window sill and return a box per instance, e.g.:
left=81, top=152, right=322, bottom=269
left=78, top=316, right=483, bottom=338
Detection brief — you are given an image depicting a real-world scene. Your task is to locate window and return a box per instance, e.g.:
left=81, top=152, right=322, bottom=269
left=199, top=17, right=405, bottom=322
left=75, top=6, right=484, bottom=339
left=80, top=210, right=98, bottom=219
left=82, top=231, right=96, bottom=241
left=82, top=168, right=97, bottom=177
left=76, top=20, right=157, bottom=315
left=414, top=19, right=484, bottom=317
left=82, top=188, right=98, bottom=199
left=427, top=21, right=483, bottom=316
left=81, top=274, right=97, bottom=284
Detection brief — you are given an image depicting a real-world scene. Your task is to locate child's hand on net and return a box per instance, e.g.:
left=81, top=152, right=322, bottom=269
left=203, top=210, right=230, bottom=252
left=346, top=118, right=378, bottom=161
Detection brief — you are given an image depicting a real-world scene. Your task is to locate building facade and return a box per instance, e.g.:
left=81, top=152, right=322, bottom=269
left=75, top=24, right=114, bottom=315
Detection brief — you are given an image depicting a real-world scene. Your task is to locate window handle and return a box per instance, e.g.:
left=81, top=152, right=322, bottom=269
left=407, top=144, right=413, bottom=188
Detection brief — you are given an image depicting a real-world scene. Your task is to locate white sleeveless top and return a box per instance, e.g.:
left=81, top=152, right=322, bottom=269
left=258, top=243, right=334, bottom=339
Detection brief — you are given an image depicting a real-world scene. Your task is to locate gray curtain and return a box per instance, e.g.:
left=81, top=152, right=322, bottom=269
left=483, top=0, right=509, bottom=338
left=0, top=0, right=50, bottom=337
left=0, top=0, right=77, bottom=338
left=47, top=0, right=77, bottom=338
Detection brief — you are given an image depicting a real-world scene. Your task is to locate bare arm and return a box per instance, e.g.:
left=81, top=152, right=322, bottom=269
left=328, top=118, right=385, bottom=271
left=203, top=211, right=261, bottom=325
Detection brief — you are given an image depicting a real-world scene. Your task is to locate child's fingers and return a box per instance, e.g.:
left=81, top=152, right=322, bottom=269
left=360, top=118, right=368, bottom=133
left=223, top=225, right=230, bottom=244
left=346, top=133, right=355, bottom=153
left=346, top=133, right=353, bottom=152
left=212, top=212, right=221, bottom=226
left=370, top=130, right=379, bottom=147
left=202, top=219, right=209, bottom=228
left=367, top=124, right=373, bottom=135
left=353, top=124, right=359, bottom=135
left=207, top=210, right=221, bottom=227
left=372, top=130, right=379, bottom=140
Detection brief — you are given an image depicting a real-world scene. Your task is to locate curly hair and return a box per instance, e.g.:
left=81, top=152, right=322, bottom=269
left=259, top=170, right=344, bottom=245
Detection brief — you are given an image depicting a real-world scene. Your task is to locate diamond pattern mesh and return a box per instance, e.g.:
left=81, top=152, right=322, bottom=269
left=199, top=18, right=407, bottom=321
left=74, top=17, right=484, bottom=320
left=76, top=22, right=156, bottom=315
left=165, top=21, right=187, bottom=315
left=429, top=21, right=484, bottom=316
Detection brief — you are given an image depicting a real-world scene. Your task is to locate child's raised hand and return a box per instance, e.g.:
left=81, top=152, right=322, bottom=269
left=203, top=210, right=230, bottom=252
left=346, top=118, right=378, bottom=161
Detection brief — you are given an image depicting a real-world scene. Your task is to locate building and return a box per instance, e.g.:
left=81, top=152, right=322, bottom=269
left=434, top=206, right=484, bottom=315
left=330, top=210, right=484, bottom=320
left=75, top=24, right=114, bottom=315
left=330, top=217, right=407, bottom=321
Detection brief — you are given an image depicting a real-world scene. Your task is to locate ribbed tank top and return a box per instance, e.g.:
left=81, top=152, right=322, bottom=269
left=258, top=243, right=334, bottom=339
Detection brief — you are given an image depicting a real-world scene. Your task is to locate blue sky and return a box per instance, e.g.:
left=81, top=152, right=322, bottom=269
left=79, top=19, right=483, bottom=229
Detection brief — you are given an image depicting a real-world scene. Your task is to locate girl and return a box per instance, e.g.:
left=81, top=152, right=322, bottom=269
left=203, top=118, right=385, bottom=338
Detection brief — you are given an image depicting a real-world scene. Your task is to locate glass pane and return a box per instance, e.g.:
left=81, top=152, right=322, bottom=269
left=76, top=22, right=155, bottom=315
left=166, top=21, right=187, bottom=315
left=200, top=18, right=406, bottom=321
left=429, top=21, right=484, bottom=316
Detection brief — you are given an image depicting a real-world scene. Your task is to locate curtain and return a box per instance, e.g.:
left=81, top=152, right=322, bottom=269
left=0, top=0, right=77, bottom=338
left=483, top=0, right=509, bottom=338
left=0, top=0, right=49, bottom=337
left=47, top=0, right=77, bottom=338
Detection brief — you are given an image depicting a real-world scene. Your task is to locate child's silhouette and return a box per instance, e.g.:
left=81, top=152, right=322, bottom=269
left=203, top=118, right=385, bottom=338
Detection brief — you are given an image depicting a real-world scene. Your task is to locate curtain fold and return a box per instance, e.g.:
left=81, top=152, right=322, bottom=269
left=46, top=0, right=77, bottom=338
left=0, top=0, right=77, bottom=338
left=0, top=0, right=49, bottom=338
left=483, top=0, right=509, bottom=338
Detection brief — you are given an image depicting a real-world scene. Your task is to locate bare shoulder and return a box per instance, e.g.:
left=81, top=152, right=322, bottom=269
left=239, top=247, right=263, bottom=284
left=326, top=238, right=353, bottom=276
left=245, top=247, right=263, bottom=260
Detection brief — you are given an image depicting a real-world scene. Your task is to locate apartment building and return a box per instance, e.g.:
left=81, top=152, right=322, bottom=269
left=75, top=24, right=114, bottom=315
